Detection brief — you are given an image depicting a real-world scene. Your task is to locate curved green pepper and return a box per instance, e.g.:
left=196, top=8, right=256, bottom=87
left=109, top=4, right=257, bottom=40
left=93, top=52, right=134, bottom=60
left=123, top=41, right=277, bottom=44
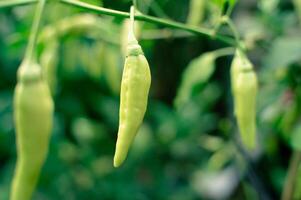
left=114, top=35, right=151, bottom=167
left=10, top=59, right=54, bottom=200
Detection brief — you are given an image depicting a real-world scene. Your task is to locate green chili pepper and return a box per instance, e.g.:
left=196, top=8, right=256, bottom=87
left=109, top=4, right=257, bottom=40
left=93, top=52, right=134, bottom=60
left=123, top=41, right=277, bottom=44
left=40, top=38, right=59, bottom=95
left=186, top=0, right=206, bottom=25
left=114, top=7, right=151, bottom=167
left=10, top=59, right=54, bottom=200
left=233, top=54, right=258, bottom=150
left=80, top=41, right=103, bottom=81
left=102, top=44, right=123, bottom=95
left=174, top=52, right=216, bottom=109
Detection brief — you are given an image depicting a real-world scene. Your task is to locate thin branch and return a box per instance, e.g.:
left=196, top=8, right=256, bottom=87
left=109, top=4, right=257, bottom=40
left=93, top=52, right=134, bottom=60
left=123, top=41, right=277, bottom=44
left=222, top=17, right=246, bottom=52
left=233, top=137, right=272, bottom=200
left=0, top=0, right=36, bottom=8
left=140, top=29, right=194, bottom=40
left=281, top=151, right=301, bottom=200
left=212, top=47, right=235, bottom=58
left=24, top=0, right=46, bottom=61
left=60, top=0, right=236, bottom=46
left=1, top=0, right=237, bottom=46
left=145, top=0, right=170, bottom=19
left=132, top=0, right=137, bottom=9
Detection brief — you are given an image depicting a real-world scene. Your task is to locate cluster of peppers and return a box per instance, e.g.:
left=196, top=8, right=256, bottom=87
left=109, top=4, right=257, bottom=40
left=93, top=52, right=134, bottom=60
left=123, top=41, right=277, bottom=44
left=9, top=3, right=258, bottom=200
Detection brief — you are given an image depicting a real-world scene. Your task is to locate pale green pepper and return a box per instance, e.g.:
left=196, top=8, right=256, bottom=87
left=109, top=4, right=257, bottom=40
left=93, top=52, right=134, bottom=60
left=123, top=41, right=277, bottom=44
left=10, top=59, right=54, bottom=200
left=114, top=7, right=151, bottom=167
left=231, top=52, right=258, bottom=150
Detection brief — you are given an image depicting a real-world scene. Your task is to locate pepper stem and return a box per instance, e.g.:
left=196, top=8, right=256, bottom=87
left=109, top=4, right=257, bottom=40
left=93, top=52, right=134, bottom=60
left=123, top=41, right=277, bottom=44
left=24, top=0, right=46, bottom=62
left=128, top=6, right=138, bottom=45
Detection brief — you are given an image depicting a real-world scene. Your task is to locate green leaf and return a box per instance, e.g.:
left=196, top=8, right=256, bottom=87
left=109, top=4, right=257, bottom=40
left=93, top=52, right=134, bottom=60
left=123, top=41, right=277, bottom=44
left=259, top=0, right=279, bottom=13
left=174, top=52, right=216, bottom=109
left=228, top=0, right=237, bottom=7
left=211, top=0, right=226, bottom=9
left=264, top=36, right=301, bottom=68
left=211, top=0, right=237, bottom=10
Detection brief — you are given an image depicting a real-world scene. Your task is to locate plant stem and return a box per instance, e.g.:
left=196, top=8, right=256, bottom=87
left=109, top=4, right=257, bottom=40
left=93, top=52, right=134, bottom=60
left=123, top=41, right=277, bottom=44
left=2, top=0, right=237, bottom=46
left=133, top=0, right=137, bottom=9
left=140, top=29, right=194, bottom=40
left=281, top=151, right=301, bottom=200
left=128, top=6, right=138, bottom=45
left=60, top=0, right=236, bottom=46
left=38, top=14, right=120, bottom=45
left=143, top=0, right=170, bottom=19
left=24, top=0, right=46, bottom=61
left=0, top=0, right=36, bottom=8
left=222, top=16, right=245, bottom=51
left=213, top=47, right=235, bottom=58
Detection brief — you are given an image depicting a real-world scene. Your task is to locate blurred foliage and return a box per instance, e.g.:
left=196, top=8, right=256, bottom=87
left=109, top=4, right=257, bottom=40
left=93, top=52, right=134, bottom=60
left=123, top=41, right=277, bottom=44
left=0, top=0, right=301, bottom=199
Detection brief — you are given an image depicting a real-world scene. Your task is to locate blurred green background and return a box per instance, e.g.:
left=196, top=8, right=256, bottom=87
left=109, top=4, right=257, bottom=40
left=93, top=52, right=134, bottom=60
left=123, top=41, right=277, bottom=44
left=1, top=0, right=301, bottom=199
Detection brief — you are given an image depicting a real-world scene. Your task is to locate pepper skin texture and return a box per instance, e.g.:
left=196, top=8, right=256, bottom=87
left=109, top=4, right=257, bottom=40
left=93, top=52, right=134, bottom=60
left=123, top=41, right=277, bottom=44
left=114, top=44, right=151, bottom=168
left=10, top=59, right=54, bottom=200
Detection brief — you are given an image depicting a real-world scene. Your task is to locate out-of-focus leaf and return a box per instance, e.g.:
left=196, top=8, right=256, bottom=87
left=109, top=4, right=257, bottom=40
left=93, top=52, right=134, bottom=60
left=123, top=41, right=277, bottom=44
left=195, top=83, right=222, bottom=110
left=260, top=99, right=283, bottom=125
left=174, top=52, right=216, bottom=109
left=131, top=124, right=154, bottom=157
left=243, top=182, right=259, bottom=200
left=102, top=44, right=123, bottom=95
left=264, top=37, right=301, bottom=68
left=71, top=167, right=94, bottom=190
left=198, top=135, right=224, bottom=152
left=228, top=0, right=237, bottom=8
left=61, top=38, right=85, bottom=79
left=211, top=0, right=226, bottom=9
left=294, top=164, right=301, bottom=199
left=279, top=100, right=298, bottom=139
left=294, top=0, right=301, bottom=22
left=191, top=167, right=239, bottom=199
left=209, top=0, right=237, bottom=15
left=57, top=141, right=79, bottom=164
left=90, top=156, right=113, bottom=177
left=80, top=41, right=103, bottom=81
left=290, top=124, right=301, bottom=150
left=71, top=117, right=106, bottom=146
left=207, top=144, right=233, bottom=171
left=259, top=0, right=279, bottom=13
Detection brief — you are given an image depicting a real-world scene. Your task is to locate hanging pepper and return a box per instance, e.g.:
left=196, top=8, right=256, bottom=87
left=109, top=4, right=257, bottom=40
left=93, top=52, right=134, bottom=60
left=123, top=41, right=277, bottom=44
left=114, top=6, right=151, bottom=167
left=231, top=50, right=258, bottom=150
left=10, top=59, right=54, bottom=200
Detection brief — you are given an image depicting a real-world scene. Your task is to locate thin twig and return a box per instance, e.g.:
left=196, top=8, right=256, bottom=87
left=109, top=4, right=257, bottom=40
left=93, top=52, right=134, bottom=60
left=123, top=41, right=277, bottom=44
left=281, top=151, right=301, bottom=200
left=24, top=0, right=46, bottom=61
left=1, top=0, right=237, bottom=46
left=0, top=0, right=36, bottom=8
left=212, top=47, right=235, bottom=58
left=233, top=137, right=272, bottom=200
left=59, top=0, right=236, bottom=46
left=140, top=29, right=194, bottom=40
left=145, top=0, right=170, bottom=19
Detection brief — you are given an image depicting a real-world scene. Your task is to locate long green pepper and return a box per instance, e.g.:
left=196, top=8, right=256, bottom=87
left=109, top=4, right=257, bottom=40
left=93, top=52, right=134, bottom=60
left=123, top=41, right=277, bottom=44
left=114, top=7, right=151, bottom=167
left=10, top=0, right=54, bottom=199
left=11, top=59, right=54, bottom=200
left=230, top=50, right=258, bottom=150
